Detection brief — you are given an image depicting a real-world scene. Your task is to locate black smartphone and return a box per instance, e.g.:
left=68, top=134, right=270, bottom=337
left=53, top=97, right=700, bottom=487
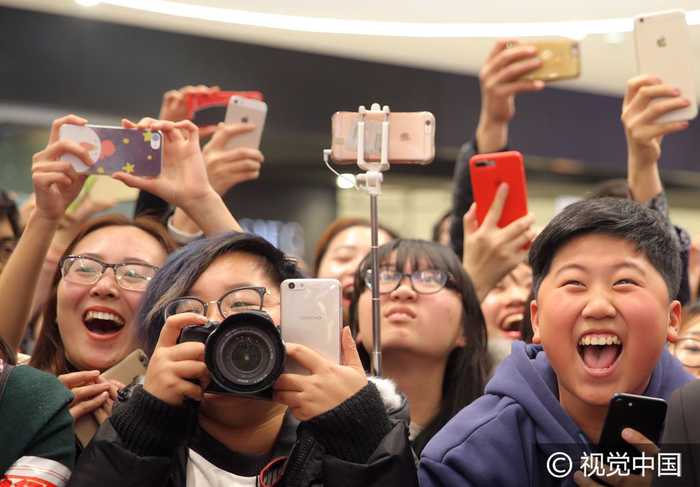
left=598, top=393, right=667, bottom=464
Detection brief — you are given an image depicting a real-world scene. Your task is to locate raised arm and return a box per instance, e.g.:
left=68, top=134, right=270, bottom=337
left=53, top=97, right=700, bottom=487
left=0, top=115, right=92, bottom=350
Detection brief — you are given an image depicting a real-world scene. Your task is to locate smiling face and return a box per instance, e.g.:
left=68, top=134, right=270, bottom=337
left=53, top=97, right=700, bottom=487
left=57, top=225, right=168, bottom=371
left=531, top=234, right=680, bottom=411
left=317, top=225, right=393, bottom=318
left=481, top=263, right=532, bottom=341
left=357, top=256, right=466, bottom=360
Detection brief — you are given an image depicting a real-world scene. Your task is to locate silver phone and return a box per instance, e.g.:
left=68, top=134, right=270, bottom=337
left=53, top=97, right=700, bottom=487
left=223, top=95, right=267, bottom=150
left=281, top=279, right=342, bottom=374
left=634, top=10, right=698, bottom=123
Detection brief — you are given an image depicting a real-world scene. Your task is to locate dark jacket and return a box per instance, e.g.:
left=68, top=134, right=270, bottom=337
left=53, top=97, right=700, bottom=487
left=67, top=377, right=417, bottom=487
left=419, top=342, right=693, bottom=487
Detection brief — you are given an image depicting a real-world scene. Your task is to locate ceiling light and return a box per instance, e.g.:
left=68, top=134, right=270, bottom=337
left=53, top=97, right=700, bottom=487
left=89, top=1, right=700, bottom=38
left=75, top=0, right=101, bottom=6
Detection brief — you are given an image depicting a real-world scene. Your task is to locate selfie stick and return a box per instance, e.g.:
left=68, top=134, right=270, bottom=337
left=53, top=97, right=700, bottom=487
left=355, top=103, right=390, bottom=376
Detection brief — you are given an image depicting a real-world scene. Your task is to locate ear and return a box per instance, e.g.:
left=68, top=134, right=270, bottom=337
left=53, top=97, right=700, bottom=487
left=455, top=333, right=467, bottom=348
left=530, top=299, right=542, bottom=344
left=666, top=300, right=682, bottom=343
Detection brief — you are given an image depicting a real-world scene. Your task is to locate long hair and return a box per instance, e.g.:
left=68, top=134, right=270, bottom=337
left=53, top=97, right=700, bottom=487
left=137, top=232, right=304, bottom=356
left=30, top=214, right=176, bottom=374
left=349, top=239, right=489, bottom=455
left=313, top=217, right=399, bottom=276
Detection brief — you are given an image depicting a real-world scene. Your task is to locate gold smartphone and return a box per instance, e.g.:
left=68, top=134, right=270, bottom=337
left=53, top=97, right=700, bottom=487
left=74, top=349, right=148, bottom=447
left=519, top=38, right=581, bottom=82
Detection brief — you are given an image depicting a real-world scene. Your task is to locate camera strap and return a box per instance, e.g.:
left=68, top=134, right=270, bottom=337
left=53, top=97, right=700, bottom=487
left=257, top=456, right=287, bottom=487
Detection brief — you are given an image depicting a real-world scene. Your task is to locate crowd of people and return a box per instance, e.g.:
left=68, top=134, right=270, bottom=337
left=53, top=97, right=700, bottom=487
left=1, top=37, right=699, bottom=486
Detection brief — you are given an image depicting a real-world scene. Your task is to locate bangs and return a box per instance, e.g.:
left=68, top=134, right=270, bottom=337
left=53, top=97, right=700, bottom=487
left=374, top=239, right=455, bottom=275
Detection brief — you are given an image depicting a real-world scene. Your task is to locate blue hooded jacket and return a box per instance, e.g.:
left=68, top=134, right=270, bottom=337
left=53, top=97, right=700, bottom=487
left=418, top=341, right=693, bottom=487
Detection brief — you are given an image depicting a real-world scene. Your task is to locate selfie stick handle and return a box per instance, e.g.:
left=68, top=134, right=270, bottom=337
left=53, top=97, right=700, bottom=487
left=355, top=103, right=390, bottom=376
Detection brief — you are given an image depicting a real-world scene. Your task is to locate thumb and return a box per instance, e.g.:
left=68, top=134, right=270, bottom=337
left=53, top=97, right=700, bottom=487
left=341, top=326, right=363, bottom=370
left=463, top=202, right=479, bottom=236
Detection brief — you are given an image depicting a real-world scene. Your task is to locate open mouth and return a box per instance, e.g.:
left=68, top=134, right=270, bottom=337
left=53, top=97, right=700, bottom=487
left=577, top=333, right=623, bottom=374
left=83, top=310, right=125, bottom=336
left=500, top=313, right=523, bottom=338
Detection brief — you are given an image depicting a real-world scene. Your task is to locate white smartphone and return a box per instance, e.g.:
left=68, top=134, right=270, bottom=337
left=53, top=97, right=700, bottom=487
left=223, top=95, right=268, bottom=150
left=633, top=10, right=698, bottom=123
left=281, top=279, right=342, bottom=375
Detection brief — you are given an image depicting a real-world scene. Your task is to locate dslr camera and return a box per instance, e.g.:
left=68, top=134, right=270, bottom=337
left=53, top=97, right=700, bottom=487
left=177, top=310, right=285, bottom=400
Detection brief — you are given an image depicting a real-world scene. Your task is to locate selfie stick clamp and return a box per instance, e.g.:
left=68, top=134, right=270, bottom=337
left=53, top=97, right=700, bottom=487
left=354, top=103, right=390, bottom=377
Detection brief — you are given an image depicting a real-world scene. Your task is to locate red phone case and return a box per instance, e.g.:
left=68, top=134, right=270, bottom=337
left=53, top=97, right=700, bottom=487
left=469, top=151, right=528, bottom=228
left=185, top=90, right=264, bottom=125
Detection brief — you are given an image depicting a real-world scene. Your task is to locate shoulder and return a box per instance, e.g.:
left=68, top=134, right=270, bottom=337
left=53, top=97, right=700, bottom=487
left=4, top=365, right=73, bottom=409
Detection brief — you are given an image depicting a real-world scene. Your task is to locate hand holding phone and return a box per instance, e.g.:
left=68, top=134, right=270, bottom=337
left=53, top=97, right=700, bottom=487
left=59, top=124, right=163, bottom=176
left=223, top=96, right=268, bottom=151
left=470, top=151, right=528, bottom=228
left=330, top=111, right=435, bottom=165
left=187, top=90, right=264, bottom=129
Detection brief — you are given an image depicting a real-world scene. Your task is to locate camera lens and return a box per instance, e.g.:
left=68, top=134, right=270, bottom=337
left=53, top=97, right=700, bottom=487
left=289, top=282, right=295, bottom=289
left=205, top=311, right=284, bottom=394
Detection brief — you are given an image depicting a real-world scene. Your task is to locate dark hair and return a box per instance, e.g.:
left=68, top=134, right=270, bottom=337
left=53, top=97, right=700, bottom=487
left=313, top=217, right=399, bottom=276
left=137, top=232, right=304, bottom=355
left=0, top=336, right=16, bottom=365
left=0, top=190, right=21, bottom=239
left=349, top=239, right=488, bottom=455
left=30, top=214, right=176, bottom=374
left=529, top=197, right=681, bottom=300
left=431, top=210, right=453, bottom=244
left=586, top=179, right=631, bottom=200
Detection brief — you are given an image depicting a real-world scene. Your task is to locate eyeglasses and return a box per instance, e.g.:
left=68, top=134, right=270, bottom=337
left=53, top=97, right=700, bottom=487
left=364, top=268, right=451, bottom=295
left=60, top=255, right=159, bottom=292
left=673, top=336, right=700, bottom=368
left=163, top=286, right=277, bottom=320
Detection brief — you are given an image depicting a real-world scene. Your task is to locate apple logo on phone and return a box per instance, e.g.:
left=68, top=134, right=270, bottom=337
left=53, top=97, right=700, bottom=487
left=657, top=37, right=667, bottom=48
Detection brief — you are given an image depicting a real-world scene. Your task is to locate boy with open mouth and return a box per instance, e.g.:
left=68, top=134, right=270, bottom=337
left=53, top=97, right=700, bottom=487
left=419, top=197, right=694, bottom=486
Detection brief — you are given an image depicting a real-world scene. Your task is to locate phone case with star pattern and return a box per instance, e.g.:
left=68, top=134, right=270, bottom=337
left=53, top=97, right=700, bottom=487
left=59, top=124, right=163, bottom=176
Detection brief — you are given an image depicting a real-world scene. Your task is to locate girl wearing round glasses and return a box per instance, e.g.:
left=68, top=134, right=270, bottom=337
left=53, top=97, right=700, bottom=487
left=671, top=302, right=700, bottom=378
left=0, top=115, right=238, bottom=429
left=350, top=239, right=489, bottom=455
left=68, top=232, right=417, bottom=486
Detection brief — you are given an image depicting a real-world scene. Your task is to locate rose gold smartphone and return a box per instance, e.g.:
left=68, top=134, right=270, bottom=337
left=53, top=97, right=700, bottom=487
left=74, top=349, right=148, bottom=447
left=330, top=111, right=435, bottom=165
left=517, top=38, right=581, bottom=82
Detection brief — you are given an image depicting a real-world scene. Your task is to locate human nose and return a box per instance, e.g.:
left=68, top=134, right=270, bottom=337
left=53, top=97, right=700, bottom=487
left=205, top=302, right=224, bottom=322
left=507, top=284, right=529, bottom=306
left=581, top=288, right=616, bottom=320
left=88, top=268, right=119, bottom=298
left=389, top=275, right=417, bottom=301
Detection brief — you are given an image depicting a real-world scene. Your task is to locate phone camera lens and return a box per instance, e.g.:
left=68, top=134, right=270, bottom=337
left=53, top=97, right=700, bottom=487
left=640, top=18, right=644, bottom=23
left=152, top=133, right=161, bottom=142
left=425, top=120, right=432, bottom=126
left=289, top=282, right=295, bottom=289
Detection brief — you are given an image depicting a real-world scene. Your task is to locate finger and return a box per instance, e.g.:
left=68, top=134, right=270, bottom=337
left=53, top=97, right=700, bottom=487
left=636, top=97, right=691, bottom=125
left=37, top=140, right=93, bottom=167
left=284, top=343, right=326, bottom=374
left=171, top=359, right=208, bottom=380
left=32, top=173, right=74, bottom=192
left=198, top=126, right=217, bottom=139
left=622, top=428, right=659, bottom=456
left=500, top=213, right=536, bottom=241
left=272, top=390, right=303, bottom=409
left=273, top=373, right=306, bottom=392
left=121, top=118, right=137, bottom=129
left=174, top=120, right=199, bottom=143
left=207, top=123, right=256, bottom=150
left=155, top=121, right=182, bottom=144
left=626, top=84, right=680, bottom=115
left=482, top=183, right=508, bottom=228
left=167, top=342, right=206, bottom=362
left=180, top=380, right=205, bottom=402
left=573, top=471, right=602, bottom=486
left=341, top=326, right=364, bottom=370
left=49, top=114, right=88, bottom=143
left=111, top=172, right=155, bottom=193
left=489, top=57, right=543, bottom=85
left=69, top=391, right=109, bottom=420
left=493, top=79, right=545, bottom=98
left=485, top=39, right=519, bottom=61
left=631, top=120, right=689, bottom=141
left=624, top=75, right=661, bottom=107
left=58, top=370, right=100, bottom=388
left=135, top=117, right=159, bottom=130
left=93, top=404, right=110, bottom=424
left=482, top=44, right=539, bottom=80
left=70, top=382, right=113, bottom=403
left=463, top=203, right=479, bottom=236
left=155, top=312, right=209, bottom=350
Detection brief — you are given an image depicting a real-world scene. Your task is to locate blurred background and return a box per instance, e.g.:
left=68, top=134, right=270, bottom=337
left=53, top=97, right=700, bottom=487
left=1, top=0, right=700, bottom=262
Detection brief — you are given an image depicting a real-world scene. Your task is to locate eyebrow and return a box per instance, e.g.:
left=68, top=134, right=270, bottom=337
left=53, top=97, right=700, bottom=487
left=78, top=253, right=155, bottom=266
left=553, top=261, right=647, bottom=277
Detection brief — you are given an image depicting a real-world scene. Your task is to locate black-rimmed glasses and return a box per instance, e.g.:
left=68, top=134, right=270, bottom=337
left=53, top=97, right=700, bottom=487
left=60, top=255, right=159, bottom=292
left=163, top=286, right=277, bottom=320
left=364, top=268, right=451, bottom=295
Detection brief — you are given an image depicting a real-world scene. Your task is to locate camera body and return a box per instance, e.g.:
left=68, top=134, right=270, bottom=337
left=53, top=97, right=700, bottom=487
left=177, top=310, right=285, bottom=400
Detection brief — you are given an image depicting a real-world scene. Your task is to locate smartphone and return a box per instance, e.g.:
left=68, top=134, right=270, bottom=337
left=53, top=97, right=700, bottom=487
left=518, top=38, right=581, bottom=82
left=223, top=96, right=268, bottom=151
left=330, top=111, right=435, bottom=165
left=59, top=124, right=163, bottom=176
left=281, top=279, right=342, bottom=375
left=74, top=349, right=149, bottom=447
left=469, top=151, right=528, bottom=228
left=186, top=90, right=264, bottom=128
left=634, top=10, right=698, bottom=123
left=599, top=393, right=667, bottom=465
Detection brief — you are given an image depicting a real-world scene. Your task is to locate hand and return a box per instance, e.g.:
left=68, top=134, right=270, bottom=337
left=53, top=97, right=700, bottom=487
left=159, top=84, right=220, bottom=137
left=574, top=429, right=658, bottom=487
left=92, top=376, right=125, bottom=424
left=273, top=327, right=368, bottom=421
left=476, top=40, right=545, bottom=153
left=58, top=370, right=113, bottom=420
left=622, top=75, right=690, bottom=169
left=462, top=183, right=535, bottom=301
left=202, top=122, right=264, bottom=195
left=143, top=312, right=210, bottom=407
left=114, top=118, right=217, bottom=210
left=31, top=115, right=93, bottom=221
